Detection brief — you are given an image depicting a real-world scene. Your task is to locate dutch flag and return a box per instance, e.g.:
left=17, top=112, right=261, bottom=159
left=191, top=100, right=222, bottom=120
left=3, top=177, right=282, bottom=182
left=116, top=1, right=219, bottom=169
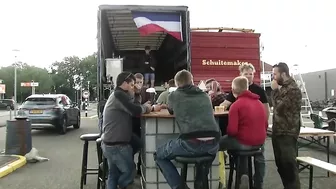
left=132, top=11, right=183, bottom=41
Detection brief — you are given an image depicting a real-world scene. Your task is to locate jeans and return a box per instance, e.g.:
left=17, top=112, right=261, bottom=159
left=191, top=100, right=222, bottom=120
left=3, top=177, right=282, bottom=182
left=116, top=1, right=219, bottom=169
left=219, top=135, right=264, bottom=188
left=101, top=143, right=135, bottom=189
left=253, top=145, right=266, bottom=189
left=154, top=138, right=218, bottom=189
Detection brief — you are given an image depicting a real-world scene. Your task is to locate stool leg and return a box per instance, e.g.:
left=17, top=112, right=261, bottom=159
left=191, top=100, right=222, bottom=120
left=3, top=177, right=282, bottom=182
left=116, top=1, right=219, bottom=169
left=228, top=155, right=234, bottom=189
left=84, top=141, right=89, bottom=185
left=80, top=141, right=89, bottom=189
left=102, top=158, right=108, bottom=189
left=248, top=157, right=253, bottom=189
left=96, top=142, right=102, bottom=189
left=180, top=163, right=188, bottom=189
left=201, top=163, right=210, bottom=189
left=235, top=156, right=241, bottom=189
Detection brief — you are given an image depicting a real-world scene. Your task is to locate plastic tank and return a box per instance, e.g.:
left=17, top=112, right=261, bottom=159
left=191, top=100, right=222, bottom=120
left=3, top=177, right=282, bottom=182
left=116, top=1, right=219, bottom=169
left=5, top=116, right=32, bottom=155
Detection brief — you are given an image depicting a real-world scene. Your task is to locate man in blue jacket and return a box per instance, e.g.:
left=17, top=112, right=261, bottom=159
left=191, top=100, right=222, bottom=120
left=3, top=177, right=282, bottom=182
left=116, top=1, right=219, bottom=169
left=154, top=70, right=220, bottom=189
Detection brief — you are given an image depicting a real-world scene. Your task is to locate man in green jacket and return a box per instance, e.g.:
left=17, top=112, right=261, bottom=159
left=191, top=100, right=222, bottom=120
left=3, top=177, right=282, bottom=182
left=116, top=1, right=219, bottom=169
left=156, top=79, right=175, bottom=105
left=154, top=70, right=220, bottom=189
left=271, top=62, right=302, bottom=189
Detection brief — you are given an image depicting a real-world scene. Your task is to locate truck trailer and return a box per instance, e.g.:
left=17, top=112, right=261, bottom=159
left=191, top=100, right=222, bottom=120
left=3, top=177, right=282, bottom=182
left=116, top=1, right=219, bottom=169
left=97, top=5, right=262, bottom=100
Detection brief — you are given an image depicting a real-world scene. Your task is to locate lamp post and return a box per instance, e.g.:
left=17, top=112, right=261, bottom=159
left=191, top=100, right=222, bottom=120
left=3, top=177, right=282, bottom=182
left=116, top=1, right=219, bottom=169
left=12, top=49, right=20, bottom=116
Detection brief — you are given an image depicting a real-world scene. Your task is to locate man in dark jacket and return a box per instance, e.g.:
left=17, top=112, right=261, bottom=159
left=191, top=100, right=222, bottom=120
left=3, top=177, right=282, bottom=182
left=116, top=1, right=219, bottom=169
left=271, top=62, right=302, bottom=189
left=101, top=72, right=153, bottom=189
left=142, top=45, right=156, bottom=88
left=154, top=70, right=220, bottom=189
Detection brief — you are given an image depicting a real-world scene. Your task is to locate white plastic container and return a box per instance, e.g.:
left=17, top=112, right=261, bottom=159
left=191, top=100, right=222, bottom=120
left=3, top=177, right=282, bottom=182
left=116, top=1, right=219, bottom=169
left=105, top=58, right=123, bottom=84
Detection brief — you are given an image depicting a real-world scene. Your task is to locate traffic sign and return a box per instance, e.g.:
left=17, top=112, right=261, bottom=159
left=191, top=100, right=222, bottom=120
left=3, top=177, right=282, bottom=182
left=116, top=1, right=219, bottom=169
left=21, top=82, right=39, bottom=87
left=82, top=90, right=90, bottom=99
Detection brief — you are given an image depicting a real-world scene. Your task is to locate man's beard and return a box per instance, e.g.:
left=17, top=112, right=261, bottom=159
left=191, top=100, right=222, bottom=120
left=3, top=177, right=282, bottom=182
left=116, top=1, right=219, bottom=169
left=276, top=77, right=284, bottom=85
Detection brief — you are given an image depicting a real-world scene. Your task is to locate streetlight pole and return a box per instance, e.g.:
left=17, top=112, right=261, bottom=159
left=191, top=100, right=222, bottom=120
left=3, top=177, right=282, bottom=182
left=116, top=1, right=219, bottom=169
left=12, top=49, right=20, bottom=116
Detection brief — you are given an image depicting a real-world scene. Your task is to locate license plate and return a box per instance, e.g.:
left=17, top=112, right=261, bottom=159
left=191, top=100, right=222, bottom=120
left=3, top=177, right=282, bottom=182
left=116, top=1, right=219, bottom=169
left=30, top=110, right=43, bottom=114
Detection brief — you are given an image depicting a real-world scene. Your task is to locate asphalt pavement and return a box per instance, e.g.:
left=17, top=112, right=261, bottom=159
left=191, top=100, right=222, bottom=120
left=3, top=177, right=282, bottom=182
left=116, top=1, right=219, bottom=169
left=0, top=117, right=100, bottom=189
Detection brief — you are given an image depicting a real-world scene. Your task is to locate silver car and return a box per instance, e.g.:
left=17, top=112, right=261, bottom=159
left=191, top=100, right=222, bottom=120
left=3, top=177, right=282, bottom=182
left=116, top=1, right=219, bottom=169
left=18, top=94, right=80, bottom=134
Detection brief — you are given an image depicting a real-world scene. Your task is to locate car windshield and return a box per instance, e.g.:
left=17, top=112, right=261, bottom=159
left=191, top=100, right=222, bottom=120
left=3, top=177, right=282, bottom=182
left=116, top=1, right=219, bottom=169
left=23, top=98, right=56, bottom=106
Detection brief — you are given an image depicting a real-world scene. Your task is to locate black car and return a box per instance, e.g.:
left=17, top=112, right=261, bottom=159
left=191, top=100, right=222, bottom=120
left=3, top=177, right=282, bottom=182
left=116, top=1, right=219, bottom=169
left=0, top=99, right=15, bottom=110
left=18, top=94, right=80, bottom=134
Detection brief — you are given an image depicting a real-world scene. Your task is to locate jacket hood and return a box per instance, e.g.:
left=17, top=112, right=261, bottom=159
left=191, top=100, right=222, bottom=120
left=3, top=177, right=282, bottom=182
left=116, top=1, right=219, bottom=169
left=176, top=84, right=204, bottom=94
left=237, top=90, right=260, bottom=100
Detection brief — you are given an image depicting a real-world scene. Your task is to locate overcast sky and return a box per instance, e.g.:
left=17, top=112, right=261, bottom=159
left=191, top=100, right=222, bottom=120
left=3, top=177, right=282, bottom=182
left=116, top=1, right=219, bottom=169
left=0, top=0, right=335, bottom=73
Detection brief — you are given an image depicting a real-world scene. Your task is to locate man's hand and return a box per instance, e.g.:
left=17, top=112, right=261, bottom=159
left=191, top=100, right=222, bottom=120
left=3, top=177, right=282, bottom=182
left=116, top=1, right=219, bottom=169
left=219, top=102, right=228, bottom=111
left=271, top=80, right=279, bottom=90
left=143, top=102, right=152, bottom=113
left=152, top=104, right=162, bottom=112
left=160, top=104, right=168, bottom=109
left=134, top=84, right=141, bottom=94
left=150, top=67, right=155, bottom=71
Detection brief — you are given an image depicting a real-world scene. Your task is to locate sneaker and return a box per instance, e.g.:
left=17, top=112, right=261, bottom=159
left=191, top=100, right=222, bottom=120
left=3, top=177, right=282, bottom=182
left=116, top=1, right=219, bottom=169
left=239, top=174, right=249, bottom=189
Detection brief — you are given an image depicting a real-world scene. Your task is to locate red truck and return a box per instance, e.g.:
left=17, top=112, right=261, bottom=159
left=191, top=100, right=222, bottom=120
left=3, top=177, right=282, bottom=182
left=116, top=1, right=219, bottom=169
left=191, top=27, right=262, bottom=93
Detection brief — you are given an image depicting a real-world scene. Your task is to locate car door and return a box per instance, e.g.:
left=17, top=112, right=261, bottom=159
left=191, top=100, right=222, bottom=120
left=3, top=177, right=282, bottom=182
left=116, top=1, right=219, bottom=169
left=65, top=96, right=76, bottom=124
left=0, top=100, right=5, bottom=109
left=61, top=96, right=72, bottom=125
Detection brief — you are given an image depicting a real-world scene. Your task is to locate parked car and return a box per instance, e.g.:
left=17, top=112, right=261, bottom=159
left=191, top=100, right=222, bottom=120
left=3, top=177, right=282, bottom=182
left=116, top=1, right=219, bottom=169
left=0, top=99, right=15, bottom=110
left=18, top=94, right=80, bottom=134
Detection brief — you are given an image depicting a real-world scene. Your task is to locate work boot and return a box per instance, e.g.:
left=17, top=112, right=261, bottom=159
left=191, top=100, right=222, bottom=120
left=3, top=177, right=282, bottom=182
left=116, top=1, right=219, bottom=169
left=239, top=174, right=249, bottom=189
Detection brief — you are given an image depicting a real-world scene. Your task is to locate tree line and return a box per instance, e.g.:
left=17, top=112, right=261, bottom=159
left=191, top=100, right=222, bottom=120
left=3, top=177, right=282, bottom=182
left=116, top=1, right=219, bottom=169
left=0, top=53, right=97, bottom=102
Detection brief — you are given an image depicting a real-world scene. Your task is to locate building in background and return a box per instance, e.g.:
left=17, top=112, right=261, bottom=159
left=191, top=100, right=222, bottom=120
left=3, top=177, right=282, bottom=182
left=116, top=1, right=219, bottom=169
left=300, top=68, right=336, bottom=101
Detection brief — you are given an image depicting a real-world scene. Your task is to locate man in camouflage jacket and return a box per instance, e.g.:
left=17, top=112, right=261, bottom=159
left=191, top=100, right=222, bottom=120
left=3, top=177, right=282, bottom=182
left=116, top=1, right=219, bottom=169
left=271, top=62, right=302, bottom=189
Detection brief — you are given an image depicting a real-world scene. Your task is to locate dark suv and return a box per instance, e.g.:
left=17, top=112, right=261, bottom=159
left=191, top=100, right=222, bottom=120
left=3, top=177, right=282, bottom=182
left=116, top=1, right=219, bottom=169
left=0, top=99, right=15, bottom=110
left=18, top=94, right=80, bottom=134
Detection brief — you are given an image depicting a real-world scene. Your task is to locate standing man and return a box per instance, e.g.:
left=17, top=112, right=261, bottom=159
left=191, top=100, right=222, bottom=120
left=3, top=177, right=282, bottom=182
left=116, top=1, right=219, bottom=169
left=133, top=73, right=151, bottom=175
left=101, top=72, right=156, bottom=189
left=220, top=63, right=269, bottom=189
left=271, top=62, right=302, bottom=189
left=143, top=45, right=156, bottom=88
left=154, top=70, right=220, bottom=189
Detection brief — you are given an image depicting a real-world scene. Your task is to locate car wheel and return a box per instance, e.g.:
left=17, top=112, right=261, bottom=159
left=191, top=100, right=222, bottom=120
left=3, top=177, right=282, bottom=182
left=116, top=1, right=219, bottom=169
left=59, top=117, right=67, bottom=135
left=73, top=114, right=80, bottom=129
left=6, top=106, right=10, bottom=111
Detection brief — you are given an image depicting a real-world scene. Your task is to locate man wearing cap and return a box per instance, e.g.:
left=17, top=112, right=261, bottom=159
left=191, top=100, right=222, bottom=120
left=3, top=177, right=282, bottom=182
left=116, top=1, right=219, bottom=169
left=142, top=45, right=156, bottom=88
left=101, top=72, right=160, bottom=189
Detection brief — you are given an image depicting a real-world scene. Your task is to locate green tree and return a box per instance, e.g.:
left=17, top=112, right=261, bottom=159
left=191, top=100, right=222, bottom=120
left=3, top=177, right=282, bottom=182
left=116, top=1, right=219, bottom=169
left=50, top=53, right=97, bottom=101
left=0, top=62, right=54, bottom=102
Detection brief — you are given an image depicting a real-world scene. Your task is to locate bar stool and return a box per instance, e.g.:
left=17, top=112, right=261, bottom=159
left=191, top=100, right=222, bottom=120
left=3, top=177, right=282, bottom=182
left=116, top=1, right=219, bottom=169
left=96, top=138, right=108, bottom=189
left=227, top=148, right=262, bottom=189
left=80, top=133, right=101, bottom=189
left=175, top=155, right=215, bottom=189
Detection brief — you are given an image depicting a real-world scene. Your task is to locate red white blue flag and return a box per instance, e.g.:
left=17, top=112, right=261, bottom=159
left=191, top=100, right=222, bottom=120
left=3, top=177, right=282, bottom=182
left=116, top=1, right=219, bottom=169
left=132, top=11, right=183, bottom=41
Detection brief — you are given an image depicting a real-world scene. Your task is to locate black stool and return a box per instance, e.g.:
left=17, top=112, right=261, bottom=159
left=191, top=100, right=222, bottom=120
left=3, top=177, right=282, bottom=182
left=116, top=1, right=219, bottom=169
left=80, top=133, right=101, bottom=189
left=175, top=155, right=215, bottom=189
left=96, top=138, right=108, bottom=189
left=227, top=148, right=262, bottom=189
